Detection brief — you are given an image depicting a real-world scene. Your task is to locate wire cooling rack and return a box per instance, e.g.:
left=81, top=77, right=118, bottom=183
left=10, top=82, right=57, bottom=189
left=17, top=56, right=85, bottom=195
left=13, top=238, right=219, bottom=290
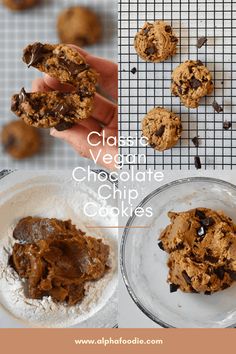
left=0, top=0, right=117, bottom=170
left=118, top=0, right=236, bottom=170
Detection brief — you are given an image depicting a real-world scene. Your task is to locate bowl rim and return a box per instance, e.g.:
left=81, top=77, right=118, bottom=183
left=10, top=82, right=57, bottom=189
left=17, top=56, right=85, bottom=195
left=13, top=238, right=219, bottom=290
left=120, top=176, right=236, bottom=328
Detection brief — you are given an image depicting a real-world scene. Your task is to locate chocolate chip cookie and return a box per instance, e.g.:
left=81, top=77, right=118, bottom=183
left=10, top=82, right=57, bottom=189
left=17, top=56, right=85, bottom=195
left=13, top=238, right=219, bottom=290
left=160, top=208, right=236, bottom=294
left=142, top=107, right=182, bottom=151
left=57, top=6, right=102, bottom=47
left=11, top=43, right=98, bottom=129
left=1, top=120, right=40, bottom=159
left=171, top=60, right=214, bottom=108
left=134, top=21, right=178, bottom=62
left=3, top=0, right=39, bottom=11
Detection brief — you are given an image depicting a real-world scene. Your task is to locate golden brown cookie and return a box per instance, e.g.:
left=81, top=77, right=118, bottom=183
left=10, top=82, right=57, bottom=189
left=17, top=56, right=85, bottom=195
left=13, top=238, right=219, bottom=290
left=171, top=60, right=214, bottom=108
left=3, top=0, right=39, bottom=11
left=1, top=120, right=40, bottom=159
left=142, top=107, right=182, bottom=151
left=159, top=208, right=236, bottom=294
left=57, top=6, right=102, bottom=47
left=134, top=21, right=178, bottom=62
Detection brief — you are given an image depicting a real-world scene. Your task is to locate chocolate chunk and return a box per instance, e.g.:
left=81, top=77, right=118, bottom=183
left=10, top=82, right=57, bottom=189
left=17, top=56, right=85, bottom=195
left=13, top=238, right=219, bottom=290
left=165, top=25, right=172, bottom=33
left=191, top=136, right=200, bottom=147
left=195, top=209, right=206, bottom=219
left=200, top=217, right=214, bottom=227
left=55, top=121, right=75, bottom=131
left=221, top=283, right=230, bottom=290
left=182, top=270, right=191, bottom=285
left=3, top=134, right=16, bottom=150
left=155, top=125, right=165, bottom=137
left=178, top=86, right=183, bottom=94
left=130, top=67, right=137, bottom=74
left=189, top=77, right=202, bottom=89
left=194, top=155, right=201, bottom=169
left=145, top=45, right=156, bottom=55
left=204, top=254, right=218, bottom=263
left=214, top=267, right=225, bottom=280
left=212, top=100, right=223, bottom=113
left=197, top=36, right=207, bottom=48
left=228, top=270, right=236, bottom=281
left=158, top=241, right=164, bottom=251
left=197, top=226, right=206, bottom=237
left=204, top=291, right=211, bottom=295
left=175, top=242, right=184, bottom=250
left=170, top=283, right=179, bottom=293
left=54, top=102, right=72, bottom=116
left=196, top=60, right=204, bottom=66
left=19, top=87, right=28, bottom=103
left=170, top=36, right=178, bottom=43
left=25, top=43, right=48, bottom=68
left=223, top=121, right=232, bottom=130
left=58, top=58, right=89, bottom=76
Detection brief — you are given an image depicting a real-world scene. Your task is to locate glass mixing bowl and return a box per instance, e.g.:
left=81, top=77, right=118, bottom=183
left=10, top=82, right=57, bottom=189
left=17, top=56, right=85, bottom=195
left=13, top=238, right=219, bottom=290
left=121, top=177, right=236, bottom=328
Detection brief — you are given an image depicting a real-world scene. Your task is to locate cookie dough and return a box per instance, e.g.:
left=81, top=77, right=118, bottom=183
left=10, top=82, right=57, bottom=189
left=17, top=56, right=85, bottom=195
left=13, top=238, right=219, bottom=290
left=11, top=43, right=97, bottom=129
left=11, top=88, right=94, bottom=129
left=142, top=107, right=182, bottom=151
left=1, top=120, right=40, bottom=159
left=57, top=6, right=102, bottom=47
left=3, top=0, right=39, bottom=11
left=11, top=217, right=110, bottom=305
left=134, top=21, right=178, bottom=62
left=159, top=208, right=236, bottom=294
left=171, top=60, right=214, bottom=108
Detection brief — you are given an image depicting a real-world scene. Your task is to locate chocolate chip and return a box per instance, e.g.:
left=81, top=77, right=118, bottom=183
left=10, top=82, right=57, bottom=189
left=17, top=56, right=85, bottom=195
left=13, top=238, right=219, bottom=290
left=212, top=100, right=223, bottom=113
left=189, top=77, right=202, bottom=89
left=25, top=43, right=49, bottom=68
left=3, top=134, right=16, bottom=150
left=175, top=242, right=184, bottom=250
left=178, top=86, right=183, bottom=94
left=192, top=136, right=200, bottom=147
left=165, top=25, right=172, bottom=33
left=196, top=60, right=204, bottom=66
left=182, top=270, right=191, bottom=285
left=130, top=67, right=137, bottom=74
left=195, top=209, right=206, bottom=219
left=19, top=87, right=28, bottom=103
left=204, top=254, right=218, bottom=263
left=197, top=36, right=208, bottom=48
left=221, top=283, right=230, bottom=290
left=170, top=283, right=179, bottom=293
left=228, top=270, right=236, bottom=281
left=54, top=102, right=73, bottom=116
left=58, top=58, right=89, bottom=76
left=55, top=121, right=75, bottom=131
left=155, top=125, right=165, bottom=137
left=194, top=155, right=201, bottom=169
left=170, top=36, right=178, bottom=43
left=145, top=45, right=156, bottom=55
left=197, top=226, right=206, bottom=237
left=158, top=241, right=164, bottom=251
left=200, top=217, right=214, bottom=227
left=204, top=291, right=211, bottom=295
left=214, top=267, right=225, bottom=280
left=223, top=121, right=232, bottom=130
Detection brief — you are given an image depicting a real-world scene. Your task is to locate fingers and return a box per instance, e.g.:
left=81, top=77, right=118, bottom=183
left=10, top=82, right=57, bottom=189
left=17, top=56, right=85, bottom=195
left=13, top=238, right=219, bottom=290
left=50, top=126, right=118, bottom=170
left=44, top=75, right=75, bottom=92
left=77, top=117, right=102, bottom=132
left=32, top=78, right=52, bottom=92
left=69, top=45, right=118, bottom=100
left=91, top=94, right=117, bottom=125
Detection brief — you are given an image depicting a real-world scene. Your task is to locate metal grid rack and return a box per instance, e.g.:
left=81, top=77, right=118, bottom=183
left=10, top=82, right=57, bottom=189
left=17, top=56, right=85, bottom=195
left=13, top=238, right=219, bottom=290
left=118, top=0, right=236, bottom=169
left=0, top=0, right=117, bottom=170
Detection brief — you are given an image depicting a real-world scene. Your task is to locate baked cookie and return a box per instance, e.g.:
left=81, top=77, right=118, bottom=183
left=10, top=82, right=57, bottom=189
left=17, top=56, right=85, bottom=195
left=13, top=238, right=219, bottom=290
left=1, top=120, right=40, bottom=159
left=11, top=43, right=98, bottom=129
left=160, top=208, right=236, bottom=294
left=142, top=107, right=182, bottom=151
left=171, top=60, right=214, bottom=108
left=134, top=21, right=178, bottom=62
left=11, top=217, right=110, bottom=305
left=2, top=0, right=39, bottom=11
left=57, top=6, right=102, bottom=47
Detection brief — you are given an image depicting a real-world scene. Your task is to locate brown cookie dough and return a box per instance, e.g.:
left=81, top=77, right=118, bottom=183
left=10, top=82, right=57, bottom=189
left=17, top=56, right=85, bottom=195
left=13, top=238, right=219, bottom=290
left=10, top=217, right=110, bottom=305
left=57, top=6, right=102, bottom=47
left=142, top=107, right=182, bottom=151
left=1, top=120, right=40, bottom=159
left=11, top=88, right=94, bottom=129
left=159, top=208, right=236, bottom=295
left=134, top=21, right=178, bottom=62
left=171, top=60, right=214, bottom=108
left=3, top=0, right=39, bottom=11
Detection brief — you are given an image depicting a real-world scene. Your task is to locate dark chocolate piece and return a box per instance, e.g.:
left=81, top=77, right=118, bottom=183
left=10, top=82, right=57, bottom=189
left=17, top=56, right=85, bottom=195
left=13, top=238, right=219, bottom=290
left=19, top=87, right=28, bottom=103
left=130, top=67, right=137, bottom=74
left=197, top=226, right=206, bottom=237
left=3, top=135, right=16, bottom=150
left=155, top=125, right=165, bottom=137
left=25, top=43, right=49, bottom=68
left=54, top=102, right=72, bottom=116
left=214, top=267, right=225, bottom=280
left=197, top=36, right=207, bottom=48
left=145, top=45, right=156, bottom=55
left=191, top=136, right=200, bottom=147
left=204, top=291, right=211, bottom=295
left=58, top=58, right=89, bottom=76
left=158, top=241, right=164, bottom=251
left=223, top=121, right=232, bottom=130
left=200, top=217, right=214, bottom=227
left=194, top=155, right=201, bottom=169
left=189, top=77, right=202, bottom=89
left=228, top=270, right=236, bottom=281
left=196, top=60, right=204, bottom=66
left=204, top=254, right=218, bottom=263
left=212, top=100, right=223, bottom=113
left=195, top=209, right=206, bottom=219
left=182, top=270, right=191, bottom=285
left=55, top=121, right=75, bottom=131
left=165, top=25, right=172, bottom=33
left=170, top=283, right=179, bottom=293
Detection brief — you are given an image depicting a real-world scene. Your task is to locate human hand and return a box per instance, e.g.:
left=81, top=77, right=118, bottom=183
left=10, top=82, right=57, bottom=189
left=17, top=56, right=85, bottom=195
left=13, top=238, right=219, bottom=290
left=32, top=46, right=118, bottom=170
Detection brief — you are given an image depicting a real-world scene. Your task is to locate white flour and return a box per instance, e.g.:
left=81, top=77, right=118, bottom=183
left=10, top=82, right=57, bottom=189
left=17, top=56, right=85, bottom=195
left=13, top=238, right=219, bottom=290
left=0, top=174, right=118, bottom=328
